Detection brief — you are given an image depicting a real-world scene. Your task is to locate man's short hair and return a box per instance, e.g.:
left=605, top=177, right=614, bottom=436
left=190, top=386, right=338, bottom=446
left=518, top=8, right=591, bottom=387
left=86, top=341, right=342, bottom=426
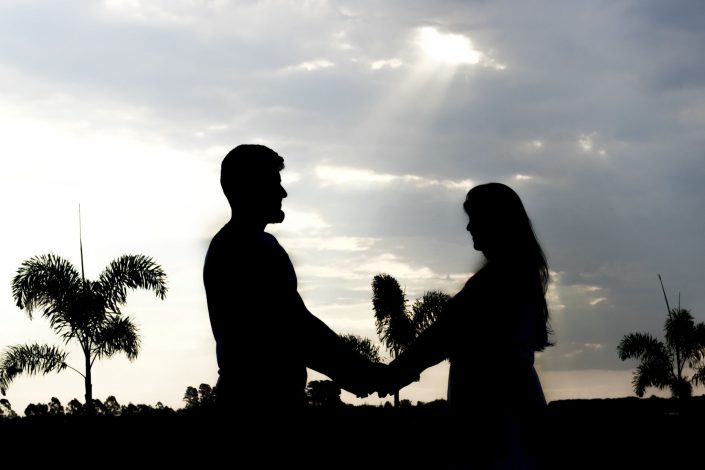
left=221, top=144, right=285, bottom=199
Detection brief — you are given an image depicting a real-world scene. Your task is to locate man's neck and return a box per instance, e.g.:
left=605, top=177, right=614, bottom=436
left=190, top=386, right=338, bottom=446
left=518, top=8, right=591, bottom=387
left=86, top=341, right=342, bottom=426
left=229, top=211, right=267, bottom=233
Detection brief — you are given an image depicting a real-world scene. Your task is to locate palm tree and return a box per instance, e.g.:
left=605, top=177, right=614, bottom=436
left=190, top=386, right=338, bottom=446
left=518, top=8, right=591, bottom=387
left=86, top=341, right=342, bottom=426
left=372, top=273, right=449, bottom=406
left=617, top=276, right=705, bottom=399
left=0, top=253, right=167, bottom=413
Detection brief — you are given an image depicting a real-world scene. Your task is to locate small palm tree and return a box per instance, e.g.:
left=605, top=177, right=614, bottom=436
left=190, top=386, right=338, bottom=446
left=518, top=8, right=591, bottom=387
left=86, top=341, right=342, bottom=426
left=372, top=273, right=449, bottom=406
left=617, top=276, right=705, bottom=399
left=0, top=253, right=167, bottom=412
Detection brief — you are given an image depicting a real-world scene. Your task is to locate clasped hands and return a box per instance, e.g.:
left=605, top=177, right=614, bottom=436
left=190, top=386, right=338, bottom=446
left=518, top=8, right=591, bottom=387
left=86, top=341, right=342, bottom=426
left=345, top=361, right=420, bottom=399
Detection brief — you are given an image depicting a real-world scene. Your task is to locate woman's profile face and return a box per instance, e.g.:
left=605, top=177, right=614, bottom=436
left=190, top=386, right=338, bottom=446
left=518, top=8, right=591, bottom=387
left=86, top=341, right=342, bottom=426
left=465, top=205, right=489, bottom=253
left=465, top=183, right=529, bottom=261
left=465, top=197, right=504, bottom=258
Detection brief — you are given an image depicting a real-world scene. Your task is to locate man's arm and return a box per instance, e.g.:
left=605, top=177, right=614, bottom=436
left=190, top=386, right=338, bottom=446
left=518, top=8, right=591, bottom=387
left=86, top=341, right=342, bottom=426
left=294, top=293, right=380, bottom=397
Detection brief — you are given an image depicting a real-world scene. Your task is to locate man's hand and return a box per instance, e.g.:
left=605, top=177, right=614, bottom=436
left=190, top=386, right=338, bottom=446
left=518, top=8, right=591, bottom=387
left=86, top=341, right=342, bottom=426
left=338, top=361, right=388, bottom=398
left=376, top=359, right=420, bottom=398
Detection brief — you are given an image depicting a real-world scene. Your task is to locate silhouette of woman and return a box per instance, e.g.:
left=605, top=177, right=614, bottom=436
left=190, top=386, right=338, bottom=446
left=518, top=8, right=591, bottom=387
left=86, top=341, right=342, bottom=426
left=386, top=182, right=552, bottom=469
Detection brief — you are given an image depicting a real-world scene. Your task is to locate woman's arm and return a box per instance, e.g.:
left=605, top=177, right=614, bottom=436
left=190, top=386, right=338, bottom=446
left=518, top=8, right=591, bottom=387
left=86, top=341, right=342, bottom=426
left=386, top=291, right=466, bottom=389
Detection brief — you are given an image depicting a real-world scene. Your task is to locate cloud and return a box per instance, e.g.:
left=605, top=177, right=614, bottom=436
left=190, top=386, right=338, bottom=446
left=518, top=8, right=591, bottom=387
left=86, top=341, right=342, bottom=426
left=578, top=134, right=594, bottom=152
left=286, top=59, right=335, bottom=72
left=315, top=165, right=472, bottom=191
left=280, top=209, right=331, bottom=234
left=416, top=26, right=505, bottom=70
left=284, top=236, right=379, bottom=252
left=370, top=58, right=403, bottom=70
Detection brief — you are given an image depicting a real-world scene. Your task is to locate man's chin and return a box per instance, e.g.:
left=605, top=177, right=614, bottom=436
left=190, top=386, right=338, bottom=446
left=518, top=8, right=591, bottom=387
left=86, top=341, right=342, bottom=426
left=269, top=210, right=285, bottom=224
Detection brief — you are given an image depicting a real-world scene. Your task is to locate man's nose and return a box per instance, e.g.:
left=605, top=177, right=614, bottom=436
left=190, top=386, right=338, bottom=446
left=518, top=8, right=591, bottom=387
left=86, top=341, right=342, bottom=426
left=281, top=185, right=288, bottom=198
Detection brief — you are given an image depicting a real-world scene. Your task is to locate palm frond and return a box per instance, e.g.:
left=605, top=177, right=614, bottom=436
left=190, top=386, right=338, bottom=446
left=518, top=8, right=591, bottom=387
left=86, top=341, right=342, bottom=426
left=98, top=254, right=167, bottom=312
left=11, top=254, right=82, bottom=318
left=372, top=274, right=406, bottom=329
left=693, top=322, right=705, bottom=346
left=59, top=282, right=108, bottom=339
left=0, top=343, right=68, bottom=395
left=676, top=316, right=705, bottom=369
left=372, top=274, right=414, bottom=355
left=617, top=333, right=669, bottom=362
left=92, top=315, right=140, bottom=361
left=386, top=319, right=417, bottom=354
left=340, top=334, right=381, bottom=364
left=687, top=323, right=705, bottom=368
left=632, top=357, right=672, bottom=397
left=412, top=291, right=451, bottom=334
left=691, top=365, right=705, bottom=387
left=665, top=308, right=695, bottom=352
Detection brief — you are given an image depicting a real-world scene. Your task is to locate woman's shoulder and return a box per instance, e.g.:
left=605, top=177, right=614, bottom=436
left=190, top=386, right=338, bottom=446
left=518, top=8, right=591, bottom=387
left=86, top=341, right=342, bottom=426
left=452, top=267, right=492, bottom=304
left=457, top=263, right=534, bottom=300
left=461, top=264, right=499, bottom=289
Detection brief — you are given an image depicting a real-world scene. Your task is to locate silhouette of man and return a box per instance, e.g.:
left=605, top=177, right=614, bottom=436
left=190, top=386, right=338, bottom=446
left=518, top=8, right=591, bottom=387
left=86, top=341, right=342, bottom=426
left=204, top=144, right=375, bottom=423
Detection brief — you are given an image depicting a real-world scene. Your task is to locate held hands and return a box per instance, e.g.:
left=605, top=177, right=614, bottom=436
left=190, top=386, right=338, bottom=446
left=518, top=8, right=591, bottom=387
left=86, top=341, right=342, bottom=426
left=341, top=360, right=420, bottom=399
left=376, top=360, right=420, bottom=398
left=343, top=362, right=388, bottom=398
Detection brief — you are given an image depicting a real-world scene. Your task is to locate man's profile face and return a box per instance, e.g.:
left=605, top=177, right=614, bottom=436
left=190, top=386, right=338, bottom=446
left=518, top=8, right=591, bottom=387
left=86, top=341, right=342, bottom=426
left=252, top=170, right=287, bottom=224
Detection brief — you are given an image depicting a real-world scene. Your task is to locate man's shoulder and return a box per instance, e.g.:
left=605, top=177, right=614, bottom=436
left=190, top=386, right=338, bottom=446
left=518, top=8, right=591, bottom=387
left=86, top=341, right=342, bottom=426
left=205, top=224, right=232, bottom=254
left=260, top=231, right=282, bottom=248
left=205, top=226, right=287, bottom=258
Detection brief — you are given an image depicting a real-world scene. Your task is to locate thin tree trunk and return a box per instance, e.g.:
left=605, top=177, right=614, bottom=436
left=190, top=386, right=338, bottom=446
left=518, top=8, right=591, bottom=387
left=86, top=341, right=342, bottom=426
left=393, top=345, right=400, bottom=408
left=84, top=350, right=93, bottom=415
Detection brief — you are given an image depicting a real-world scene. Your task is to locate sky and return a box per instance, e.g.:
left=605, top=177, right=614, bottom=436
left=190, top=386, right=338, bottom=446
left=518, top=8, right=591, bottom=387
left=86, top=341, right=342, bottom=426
left=1, top=0, right=704, bottom=413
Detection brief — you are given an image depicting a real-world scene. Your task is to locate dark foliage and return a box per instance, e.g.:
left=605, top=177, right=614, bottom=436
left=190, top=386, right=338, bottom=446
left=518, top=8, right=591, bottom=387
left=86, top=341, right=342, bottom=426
left=1, top=397, right=701, bottom=468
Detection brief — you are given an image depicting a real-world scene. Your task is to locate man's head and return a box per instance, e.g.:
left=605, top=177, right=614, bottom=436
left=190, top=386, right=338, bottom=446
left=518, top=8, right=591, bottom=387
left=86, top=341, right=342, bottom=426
left=221, top=144, right=287, bottom=225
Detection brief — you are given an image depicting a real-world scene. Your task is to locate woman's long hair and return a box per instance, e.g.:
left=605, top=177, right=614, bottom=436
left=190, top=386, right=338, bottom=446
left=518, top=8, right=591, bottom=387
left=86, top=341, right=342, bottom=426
left=464, top=183, right=553, bottom=351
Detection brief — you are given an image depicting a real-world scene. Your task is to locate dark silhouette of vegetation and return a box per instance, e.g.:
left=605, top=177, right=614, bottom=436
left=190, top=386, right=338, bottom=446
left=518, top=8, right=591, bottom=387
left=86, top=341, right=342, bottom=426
left=24, top=402, right=49, bottom=417
left=618, top=276, right=705, bottom=399
left=340, top=334, right=381, bottom=364
left=182, top=383, right=217, bottom=410
left=105, top=395, right=121, bottom=416
left=306, top=380, right=343, bottom=407
left=197, top=383, right=216, bottom=407
left=0, top=396, right=702, bottom=468
left=372, top=273, right=449, bottom=406
left=183, top=386, right=200, bottom=409
left=0, top=252, right=167, bottom=413
left=67, top=398, right=84, bottom=415
left=412, top=290, right=451, bottom=332
left=0, top=398, right=17, bottom=419
left=18, top=395, right=175, bottom=418
left=48, top=396, right=64, bottom=416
